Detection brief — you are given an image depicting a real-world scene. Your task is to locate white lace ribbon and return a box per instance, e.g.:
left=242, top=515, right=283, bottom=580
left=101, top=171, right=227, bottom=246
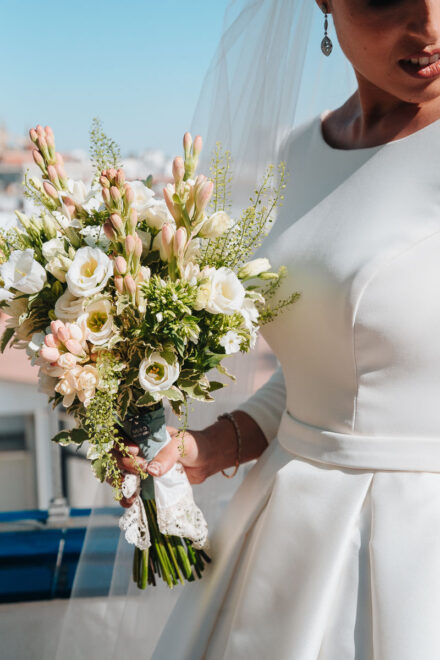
left=118, top=437, right=209, bottom=551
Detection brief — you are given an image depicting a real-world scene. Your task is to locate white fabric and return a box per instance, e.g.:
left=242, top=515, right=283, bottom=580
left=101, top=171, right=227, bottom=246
left=153, top=110, right=440, bottom=659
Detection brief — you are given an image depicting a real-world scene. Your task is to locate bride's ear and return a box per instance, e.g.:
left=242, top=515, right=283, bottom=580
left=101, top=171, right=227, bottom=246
left=316, top=1, right=332, bottom=14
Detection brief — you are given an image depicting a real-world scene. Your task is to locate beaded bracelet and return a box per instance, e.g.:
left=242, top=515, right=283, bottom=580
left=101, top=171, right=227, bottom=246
left=217, top=412, right=242, bottom=478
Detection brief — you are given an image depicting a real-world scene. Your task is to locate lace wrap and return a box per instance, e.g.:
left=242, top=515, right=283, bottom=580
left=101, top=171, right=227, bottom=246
left=117, top=405, right=209, bottom=551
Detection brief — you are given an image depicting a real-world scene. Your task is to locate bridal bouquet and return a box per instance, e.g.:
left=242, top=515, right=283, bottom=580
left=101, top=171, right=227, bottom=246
left=0, top=120, right=298, bottom=588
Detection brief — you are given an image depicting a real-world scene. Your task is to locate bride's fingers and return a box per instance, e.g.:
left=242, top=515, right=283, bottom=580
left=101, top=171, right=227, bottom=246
left=145, top=440, right=179, bottom=477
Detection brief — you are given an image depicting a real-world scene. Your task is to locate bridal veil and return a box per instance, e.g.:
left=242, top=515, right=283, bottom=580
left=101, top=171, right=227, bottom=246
left=53, top=1, right=355, bottom=657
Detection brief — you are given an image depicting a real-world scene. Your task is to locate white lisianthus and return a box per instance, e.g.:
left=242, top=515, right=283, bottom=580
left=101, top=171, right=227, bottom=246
left=139, top=352, right=179, bottom=393
left=185, top=237, right=201, bottom=263
left=55, top=364, right=99, bottom=407
left=144, top=199, right=172, bottom=230
left=129, top=180, right=156, bottom=220
left=205, top=266, right=245, bottom=315
left=77, top=299, right=113, bottom=346
left=42, top=238, right=65, bottom=260
left=241, top=297, right=260, bottom=330
left=219, top=330, right=242, bottom=354
left=238, top=258, right=271, bottom=280
left=66, top=179, right=103, bottom=213
left=66, top=247, right=113, bottom=297
left=54, top=289, right=85, bottom=322
left=0, top=287, right=13, bottom=302
left=198, top=211, right=233, bottom=239
left=1, top=249, right=46, bottom=294
left=181, top=261, right=200, bottom=285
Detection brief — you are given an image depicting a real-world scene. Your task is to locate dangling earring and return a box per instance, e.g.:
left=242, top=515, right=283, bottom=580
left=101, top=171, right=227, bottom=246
left=321, top=3, right=333, bottom=56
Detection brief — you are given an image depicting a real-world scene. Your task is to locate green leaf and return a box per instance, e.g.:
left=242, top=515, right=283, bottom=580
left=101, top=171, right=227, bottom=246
left=208, top=381, right=225, bottom=392
left=161, top=349, right=176, bottom=366
left=203, top=352, right=225, bottom=370
left=119, top=388, right=132, bottom=420
left=0, top=327, right=14, bottom=353
left=216, top=363, right=237, bottom=381
left=180, top=382, right=214, bottom=402
left=91, top=457, right=107, bottom=482
left=136, top=391, right=161, bottom=407
left=124, top=369, right=138, bottom=387
left=162, top=386, right=184, bottom=402
left=52, top=427, right=88, bottom=447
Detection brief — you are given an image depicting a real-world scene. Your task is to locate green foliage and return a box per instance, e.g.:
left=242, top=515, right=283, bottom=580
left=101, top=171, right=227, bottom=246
left=207, top=141, right=233, bottom=215
left=89, top=117, right=121, bottom=182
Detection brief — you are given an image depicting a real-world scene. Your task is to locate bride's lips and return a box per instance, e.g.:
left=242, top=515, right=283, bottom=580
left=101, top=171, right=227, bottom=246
left=399, top=52, right=440, bottom=80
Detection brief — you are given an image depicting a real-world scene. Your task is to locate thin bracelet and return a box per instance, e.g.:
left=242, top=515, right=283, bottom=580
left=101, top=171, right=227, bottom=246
left=217, top=412, right=242, bottom=478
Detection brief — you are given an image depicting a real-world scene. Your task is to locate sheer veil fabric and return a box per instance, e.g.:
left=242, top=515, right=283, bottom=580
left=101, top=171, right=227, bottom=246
left=53, top=1, right=355, bottom=658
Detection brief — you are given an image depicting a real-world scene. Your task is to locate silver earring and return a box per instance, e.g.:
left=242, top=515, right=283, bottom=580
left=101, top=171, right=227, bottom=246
left=321, top=4, right=333, bottom=56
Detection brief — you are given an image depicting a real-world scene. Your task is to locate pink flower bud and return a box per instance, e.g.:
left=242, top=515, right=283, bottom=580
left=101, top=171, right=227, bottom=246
left=114, top=256, right=127, bottom=275
left=173, top=226, right=187, bottom=257
left=110, top=186, right=121, bottom=202
left=195, top=180, right=214, bottom=213
left=50, top=320, right=64, bottom=336
left=57, top=326, right=71, bottom=344
left=44, top=334, right=58, bottom=348
left=64, top=339, right=84, bottom=356
left=116, top=169, right=125, bottom=187
left=55, top=152, right=64, bottom=166
left=45, top=126, right=54, bottom=140
left=36, top=125, right=44, bottom=137
left=56, top=163, right=67, bottom=183
left=110, top=213, right=123, bottom=232
left=183, top=132, right=192, bottom=155
left=47, top=165, right=59, bottom=186
left=172, top=157, right=185, bottom=184
left=100, top=175, right=110, bottom=188
left=29, top=128, right=38, bottom=143
left=69, top=325, right=84, bottom=342
left=134, top=234, right=143, bottom=259
left=193, top=135, right=203, bottom=156
left=127, top=207, right=138, bottom=234
left=161, top=223, right=174, bottom=261
left=62, top=196, right=76, bottom=218
left=40, top=345, right=61, bottom=362
left=43, top=181, right=59, bottom=200
left=125, top=234, right=136, bottom=255
left=163, top=186, right=178, bottom=221
left=108, top=168, right=117, bottom=181
left=46, top=133, right=55, bottom=150
left=103, top=221, right=117, bottom=241
left=124, top=184, right=134, bottom=205
left=114, top=275, right=124, bottom=294
left=102, top=188, right=111, bottom=205
left=124, top=274, right=136, bottom=295
left=32, top=150, right=45, bottom=168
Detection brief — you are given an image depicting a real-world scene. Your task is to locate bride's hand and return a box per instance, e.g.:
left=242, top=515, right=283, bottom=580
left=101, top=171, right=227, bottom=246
left=107, top=427, right=214, bottom=508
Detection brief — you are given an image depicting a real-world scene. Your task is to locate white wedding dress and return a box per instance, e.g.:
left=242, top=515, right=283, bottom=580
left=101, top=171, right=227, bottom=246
left=153, top=110, right=440, bottom=660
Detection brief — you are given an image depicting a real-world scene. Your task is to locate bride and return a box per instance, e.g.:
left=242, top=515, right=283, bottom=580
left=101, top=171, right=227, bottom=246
left=108, top=0, right=440, bottom=658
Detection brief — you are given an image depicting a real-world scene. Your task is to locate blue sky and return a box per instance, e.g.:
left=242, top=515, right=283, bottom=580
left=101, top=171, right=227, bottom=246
left=1, top=0, right=229, bottom=156
left=1, top=1, right=352, bottom=158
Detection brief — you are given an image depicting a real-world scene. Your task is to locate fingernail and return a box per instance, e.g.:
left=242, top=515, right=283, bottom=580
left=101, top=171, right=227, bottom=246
left=147, top=462, right=161, bottom=476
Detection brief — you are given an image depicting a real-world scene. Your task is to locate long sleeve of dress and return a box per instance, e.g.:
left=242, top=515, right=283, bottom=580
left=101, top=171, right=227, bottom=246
left=235, top=364, right=286, bottom=444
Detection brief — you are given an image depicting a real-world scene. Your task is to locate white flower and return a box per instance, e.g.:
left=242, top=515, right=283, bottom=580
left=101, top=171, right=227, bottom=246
left=205, top=266, right=245, bottom=315
left=241, top=297, right=260, bottom=331
left=181, top=261, right=200, bottom=285
left=26, top=332, right=46, bottom=365
left=55, top=364, right=99, bottom=408
left=219, top=330, right=242, bottom=354
left=0, top=287, right=13, bottom=302
left=238, top=257, right=271, bottom=280
left=66, top=247, right=113, bottom=297
left=198, top=211, right=233, bottom=239
left=77, top=299, right=113, bottom=346
left=156, top=312, right=163, bottom=323
left=185, top=237, right=201, bottom=262
left=66, top=179, right=103, bottom=213
left=129, top=180, right=156, bottom=220
left=1, top=249, right=46, bottom=294
left=80, top=225, right=110, bottom=250
left=144, top=199, right=173, bottom=230
left=54, top=289, right=85, bottom=322
left=42, top=237, right=72, bottom=282
left=138, top=352, right=179, bottom=394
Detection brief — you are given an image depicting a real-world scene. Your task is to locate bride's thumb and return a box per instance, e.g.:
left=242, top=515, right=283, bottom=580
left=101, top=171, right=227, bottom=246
left=146, top=442, right=178, bottom=477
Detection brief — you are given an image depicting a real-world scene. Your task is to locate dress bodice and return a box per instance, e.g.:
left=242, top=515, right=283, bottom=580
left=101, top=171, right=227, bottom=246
left=260, top=111, right=440, bottom=437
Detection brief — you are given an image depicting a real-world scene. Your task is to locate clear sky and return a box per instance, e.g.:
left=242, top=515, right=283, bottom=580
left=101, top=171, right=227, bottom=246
left=1, top=1, right=353, bottom=158
left=0, top=0, right=229, bottom=156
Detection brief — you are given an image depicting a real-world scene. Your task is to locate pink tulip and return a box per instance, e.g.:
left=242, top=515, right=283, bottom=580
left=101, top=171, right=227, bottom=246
left=40, top=345, right=61, bottom=362
left=114, top=256, right=127, bottom=275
